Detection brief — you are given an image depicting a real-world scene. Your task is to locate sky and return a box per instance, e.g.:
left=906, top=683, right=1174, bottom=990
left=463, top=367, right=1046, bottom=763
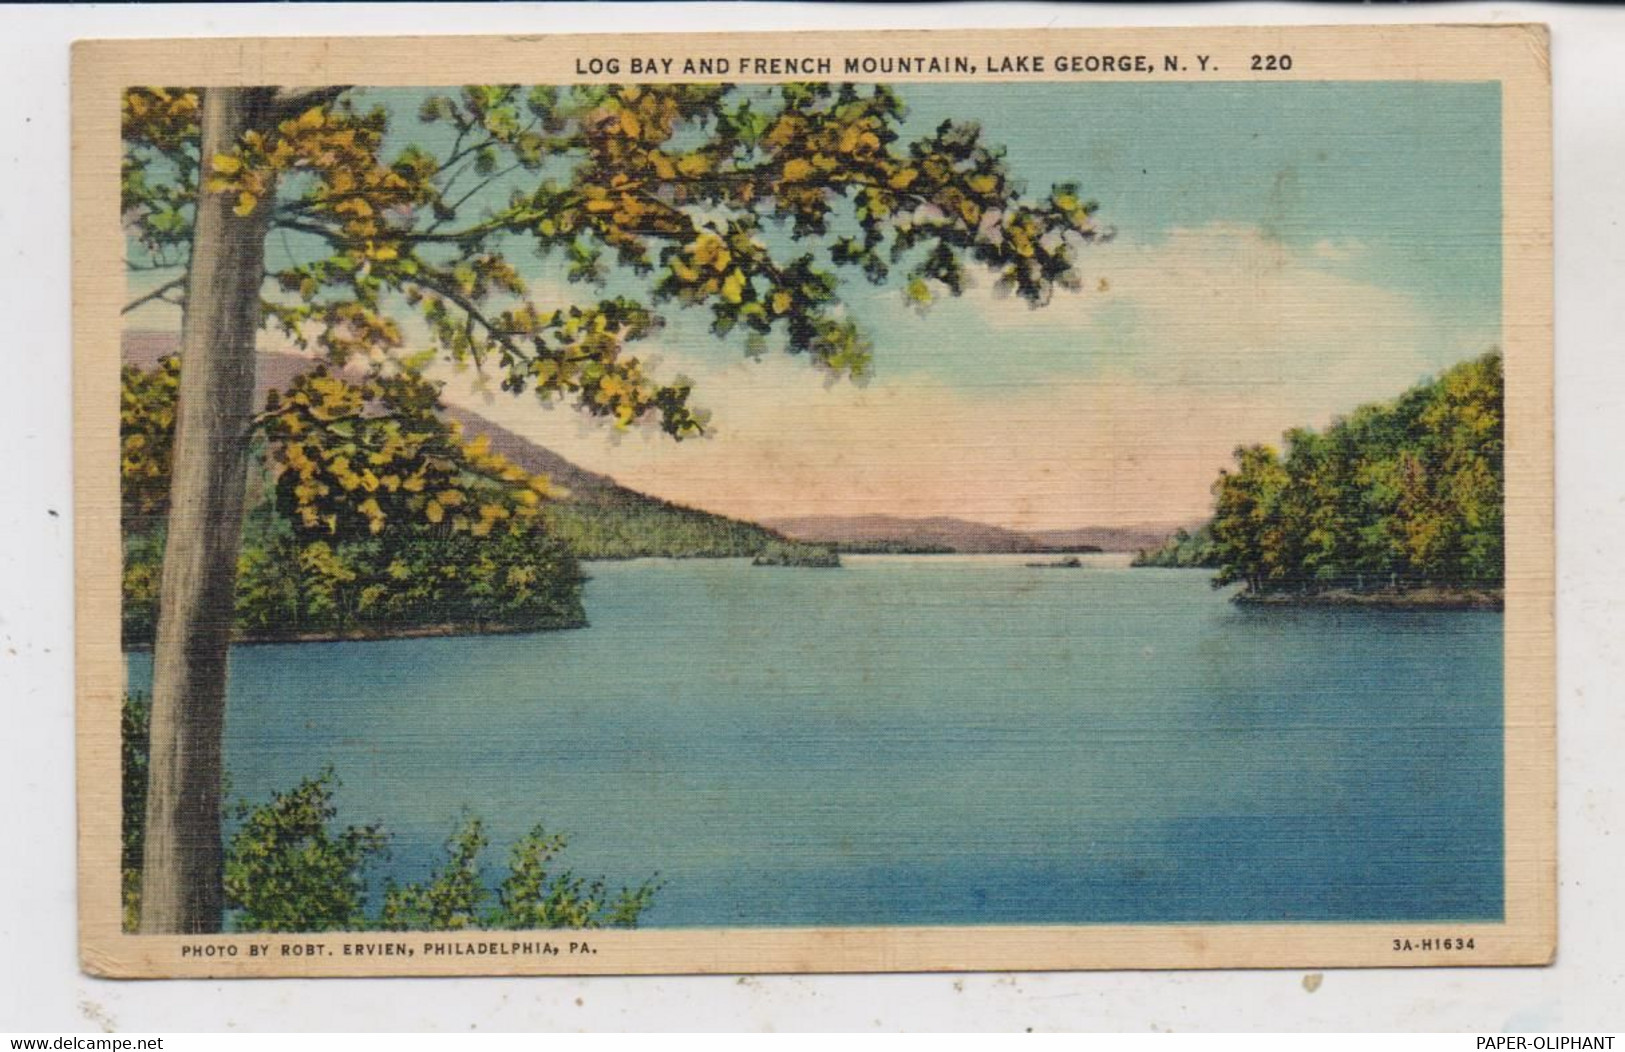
left=129, top=81, right=1502, bottom=531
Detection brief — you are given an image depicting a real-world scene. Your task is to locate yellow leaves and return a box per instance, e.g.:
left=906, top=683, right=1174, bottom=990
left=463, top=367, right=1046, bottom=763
left=596, top=374, right=630, bottom=404
left=234, top=192, right=259, bottom=217
left=720, top=269, right=747, bottom=305
left=781, top=157, right=813, bottom=183
left=618, top=109, right=642, bottom=139
left=837, top=124, right=880, bottom=156
left=1006, top=218, right=1037, bottom=258
left=764, top=114, right=801, bottom=149
left=425, top=499, right=444, bottom=524
left=887, top=167, right=919, bottom=191
left=967, top=173, right=999, bottom=195
left=649, top=151, right=677, bottom=181
left=358, top=498, right=385, bottom=533
left=211, top=152, right=242, bottom=175
left=676, top=153, right=710, bottom=178
left=771, top=290, right=793, bottom=314
left=689, top=234, right=731, bottom=273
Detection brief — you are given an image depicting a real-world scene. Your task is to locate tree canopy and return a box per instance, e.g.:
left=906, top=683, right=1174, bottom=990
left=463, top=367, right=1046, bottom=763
left=124, top=83, right=1107, bottom=428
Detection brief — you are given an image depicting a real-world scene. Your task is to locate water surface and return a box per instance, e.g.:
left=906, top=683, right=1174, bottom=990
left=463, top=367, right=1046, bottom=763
left=127, top=556, right=1503, bottom=926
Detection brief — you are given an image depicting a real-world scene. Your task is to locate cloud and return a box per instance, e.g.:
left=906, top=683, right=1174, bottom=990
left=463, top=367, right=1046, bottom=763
left=961, top=223, right=1473, bottom=397
left=432, top=224, right=1497, bottom=532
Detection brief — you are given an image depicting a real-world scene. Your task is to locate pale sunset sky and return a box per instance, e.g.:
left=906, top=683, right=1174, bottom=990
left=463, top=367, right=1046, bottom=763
left=129, top=82, right=1502, bottom=531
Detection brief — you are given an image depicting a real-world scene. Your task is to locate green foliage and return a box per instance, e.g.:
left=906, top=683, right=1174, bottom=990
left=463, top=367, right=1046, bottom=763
left=751, top=539, right=842, bottom=567
left=827, top=539, right=954, bottom=554
left=224, top=772, right=389, bottom=932
left=380, top=818, right=659, bottom=931
left=1207, top=352, right=1503, bottom=596
left=119, top=355, right=181, bottom=535
left=124, top=510, right=586, bottom=645
left=232, top=520, right=587, bottom=640
left=121, top=529, right=165, bottom=650
left=542, top=495, right=782, bottom=559
left=1131, top=525, right=1217, bottom=569
left=379, top=819, right=489, bottom=931
left=121, top=693, right=655, bottom=933
left=121, top=693, right=151, bottom=930
left=121, top=89, right=201, bottom=270
left=492, top=824, right=659, bottom=930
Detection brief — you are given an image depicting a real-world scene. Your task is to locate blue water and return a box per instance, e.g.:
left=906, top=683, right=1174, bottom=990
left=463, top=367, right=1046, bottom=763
left=126, top=555, right=1504, bottom=926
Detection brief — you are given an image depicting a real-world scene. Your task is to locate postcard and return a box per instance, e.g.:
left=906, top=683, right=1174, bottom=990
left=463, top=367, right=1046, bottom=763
left=73, top=24, right=1553, bottom=976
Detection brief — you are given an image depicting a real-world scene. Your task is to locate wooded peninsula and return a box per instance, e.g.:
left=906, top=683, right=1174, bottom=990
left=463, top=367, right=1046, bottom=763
left=1134, top=351, right=1504, bottom=609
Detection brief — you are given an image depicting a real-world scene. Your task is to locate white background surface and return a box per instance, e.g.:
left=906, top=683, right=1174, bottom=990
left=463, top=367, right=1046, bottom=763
left=1, top=1, right=1620, bottom=1033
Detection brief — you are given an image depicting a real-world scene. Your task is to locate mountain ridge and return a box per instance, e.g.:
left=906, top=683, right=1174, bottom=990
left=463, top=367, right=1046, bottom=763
left=762, top=514, right=1192, bottom=555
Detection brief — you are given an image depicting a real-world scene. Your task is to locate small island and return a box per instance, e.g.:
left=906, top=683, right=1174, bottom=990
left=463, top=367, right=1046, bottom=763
left=751, top=540, right=842, bottom=568
left=1025, top=556, right=1084, bottom=569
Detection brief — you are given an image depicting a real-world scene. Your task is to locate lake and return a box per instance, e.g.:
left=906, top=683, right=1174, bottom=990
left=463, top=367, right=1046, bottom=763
left=125, top=555, right=1504, bottom=927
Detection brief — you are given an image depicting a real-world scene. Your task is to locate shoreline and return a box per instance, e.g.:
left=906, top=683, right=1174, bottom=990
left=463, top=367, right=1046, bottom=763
left=1232, top=588, right=1504, bottom=612
left=123, top=616, right=589, bottom=652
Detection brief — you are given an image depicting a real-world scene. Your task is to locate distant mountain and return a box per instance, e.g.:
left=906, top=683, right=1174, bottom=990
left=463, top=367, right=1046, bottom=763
left=1025, top=524, right=1202, bottom=554
left=762, top=514, right=1044, bottom=553
left=121, top=333, right=787, bottom=560
left=765, top=515, right=1197, bottom=554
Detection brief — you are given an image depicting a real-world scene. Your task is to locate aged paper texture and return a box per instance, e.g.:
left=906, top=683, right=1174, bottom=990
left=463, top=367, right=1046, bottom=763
left=73, top=24, right=1553, bottom=977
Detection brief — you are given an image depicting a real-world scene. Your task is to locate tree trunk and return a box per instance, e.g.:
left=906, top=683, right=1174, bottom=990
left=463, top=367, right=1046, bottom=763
left=139, top=87, right=277, bottom=934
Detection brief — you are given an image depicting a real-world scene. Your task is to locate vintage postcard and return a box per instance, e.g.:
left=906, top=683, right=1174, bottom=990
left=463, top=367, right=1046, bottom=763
left=73, top=25, right=1553, bottom=977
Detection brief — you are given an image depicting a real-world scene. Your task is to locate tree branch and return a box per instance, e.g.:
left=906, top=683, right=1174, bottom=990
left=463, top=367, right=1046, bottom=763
left=122, top=276, right=188, bottom=315
left=271, top=86, right=352, bottom=122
